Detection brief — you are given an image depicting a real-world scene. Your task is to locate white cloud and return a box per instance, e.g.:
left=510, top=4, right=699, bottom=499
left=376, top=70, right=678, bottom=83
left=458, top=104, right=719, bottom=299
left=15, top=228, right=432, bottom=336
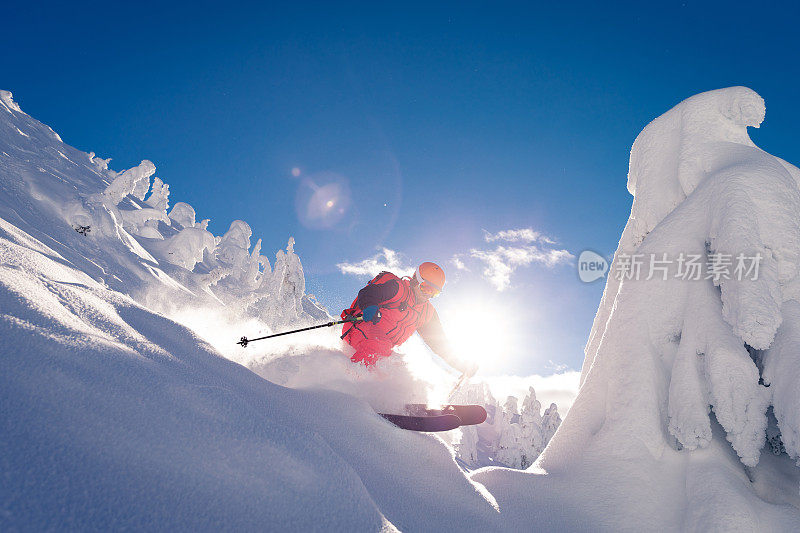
left=483, top=228, right=555, bottom=244
left=337, top=248, right=413, bottom=277
left=451, top=227, right=573, bottom=291
left=483, top=371, right=581, bottom=413
left=341, top=227, right=572, bottom=292
left=469, top=244, right=573, bottom=291
left=451, top=257, right=468, bottom=271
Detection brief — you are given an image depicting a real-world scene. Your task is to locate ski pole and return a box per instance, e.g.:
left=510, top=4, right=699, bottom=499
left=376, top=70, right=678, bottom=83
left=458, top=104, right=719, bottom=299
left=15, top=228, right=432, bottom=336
left=447, top=373, right=468, bottom=402
left=237, top=316, right=363, bottom=347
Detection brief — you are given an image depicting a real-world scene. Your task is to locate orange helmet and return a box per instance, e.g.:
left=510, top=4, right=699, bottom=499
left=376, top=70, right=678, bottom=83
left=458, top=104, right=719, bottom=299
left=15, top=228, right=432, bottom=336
left=415, top=262, right=445, bottom=297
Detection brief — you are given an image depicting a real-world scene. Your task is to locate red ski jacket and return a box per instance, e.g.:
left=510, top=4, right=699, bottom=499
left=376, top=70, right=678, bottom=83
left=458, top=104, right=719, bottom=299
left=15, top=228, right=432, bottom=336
left=341, top=271, right=450, bottom=358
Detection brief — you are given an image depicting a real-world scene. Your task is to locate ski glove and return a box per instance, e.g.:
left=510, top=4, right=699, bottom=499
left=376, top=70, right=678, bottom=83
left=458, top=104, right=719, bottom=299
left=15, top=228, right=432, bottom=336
left=362, top=305, right=381, bottom=324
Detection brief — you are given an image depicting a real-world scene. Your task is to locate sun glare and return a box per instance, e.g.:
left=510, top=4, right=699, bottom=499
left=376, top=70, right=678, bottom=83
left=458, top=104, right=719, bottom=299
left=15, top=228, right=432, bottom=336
left=441, top=300, right=511, bottom=372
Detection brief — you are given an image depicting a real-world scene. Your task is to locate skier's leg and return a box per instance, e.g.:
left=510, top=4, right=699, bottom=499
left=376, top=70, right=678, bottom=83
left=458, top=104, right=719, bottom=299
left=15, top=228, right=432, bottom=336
left=350, top=338, right=392, bottom=367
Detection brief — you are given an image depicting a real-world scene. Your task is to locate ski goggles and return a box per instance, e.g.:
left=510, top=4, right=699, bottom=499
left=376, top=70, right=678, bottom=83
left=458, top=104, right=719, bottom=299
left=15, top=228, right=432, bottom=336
left=415, top=272, right=442, bottom=298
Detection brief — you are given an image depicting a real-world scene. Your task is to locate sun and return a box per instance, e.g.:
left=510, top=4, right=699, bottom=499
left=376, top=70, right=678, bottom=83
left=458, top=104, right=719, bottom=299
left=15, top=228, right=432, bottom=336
left=440, top=299, right=511, bottom=371
left=401, top=292, right=515, bottom=392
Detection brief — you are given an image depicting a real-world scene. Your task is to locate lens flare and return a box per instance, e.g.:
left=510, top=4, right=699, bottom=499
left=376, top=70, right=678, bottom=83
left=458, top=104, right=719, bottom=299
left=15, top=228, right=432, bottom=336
left=294, top=172, right=352, bottom=229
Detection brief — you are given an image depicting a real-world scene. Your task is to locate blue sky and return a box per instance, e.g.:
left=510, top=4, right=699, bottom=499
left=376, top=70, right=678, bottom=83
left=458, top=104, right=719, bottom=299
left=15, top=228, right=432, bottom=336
left=3, top=1, right=800, bottom=376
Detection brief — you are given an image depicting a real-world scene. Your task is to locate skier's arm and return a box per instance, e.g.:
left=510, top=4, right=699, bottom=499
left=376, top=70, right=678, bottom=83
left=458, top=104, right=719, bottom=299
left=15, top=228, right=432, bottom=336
left=418, top=308, right=476, bottom=375
left=354, top=279, right=400, bottom=309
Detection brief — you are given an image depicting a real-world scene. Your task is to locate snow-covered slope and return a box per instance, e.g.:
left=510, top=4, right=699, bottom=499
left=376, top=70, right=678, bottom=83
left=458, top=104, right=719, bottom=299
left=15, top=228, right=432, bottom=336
left=0, top=229, right=506, bottom=530
left=473, top=87, right=800, bottom=531
left=5, top=86, right=800, bottom=531
left=0, top=91, right=502, bottom=531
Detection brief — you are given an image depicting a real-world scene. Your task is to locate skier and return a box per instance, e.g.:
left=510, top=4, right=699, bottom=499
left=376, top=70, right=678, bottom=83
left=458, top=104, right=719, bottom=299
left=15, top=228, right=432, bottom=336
left=341, top=261, right=478, bottom=377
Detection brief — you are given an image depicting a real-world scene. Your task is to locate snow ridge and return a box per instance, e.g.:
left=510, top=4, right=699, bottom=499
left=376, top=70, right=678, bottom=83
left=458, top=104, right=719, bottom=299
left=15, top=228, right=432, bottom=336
left=0, top=91, right=322, bottom=339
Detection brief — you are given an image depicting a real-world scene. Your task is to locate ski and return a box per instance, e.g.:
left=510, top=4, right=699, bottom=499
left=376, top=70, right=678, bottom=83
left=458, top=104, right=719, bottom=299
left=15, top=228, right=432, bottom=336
left=404, top=404, right=488, bottom=426
left=379, top=413, right=462, bottom=432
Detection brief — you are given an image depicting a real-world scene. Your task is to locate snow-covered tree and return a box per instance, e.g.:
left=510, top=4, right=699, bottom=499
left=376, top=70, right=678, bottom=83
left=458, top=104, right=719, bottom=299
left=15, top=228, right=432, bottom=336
left=455, top=425, right=479, bottom=465
left=495, top=397, right=523, bottom=468
left=449, top=381, right=562, bottom=470
left=254, top=237, right=307, bottom=328
left=216, top=220, right=252, bottom=276
left=169, top=202, right=196, bottom=228
left=160, top=224, right=217, bottom=270
left=523, top=88, right=800, bottom=522
left=145, top=176, right=170, bottom=213
left=541, top=403, right=561, bottom=444
left=518, top=387, right=545, bottom=469
left=97, top=160, right=155, bottom=205
left=119, top=207, right=169, bottom=239
left=88, top=151, right=112, bottom=173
